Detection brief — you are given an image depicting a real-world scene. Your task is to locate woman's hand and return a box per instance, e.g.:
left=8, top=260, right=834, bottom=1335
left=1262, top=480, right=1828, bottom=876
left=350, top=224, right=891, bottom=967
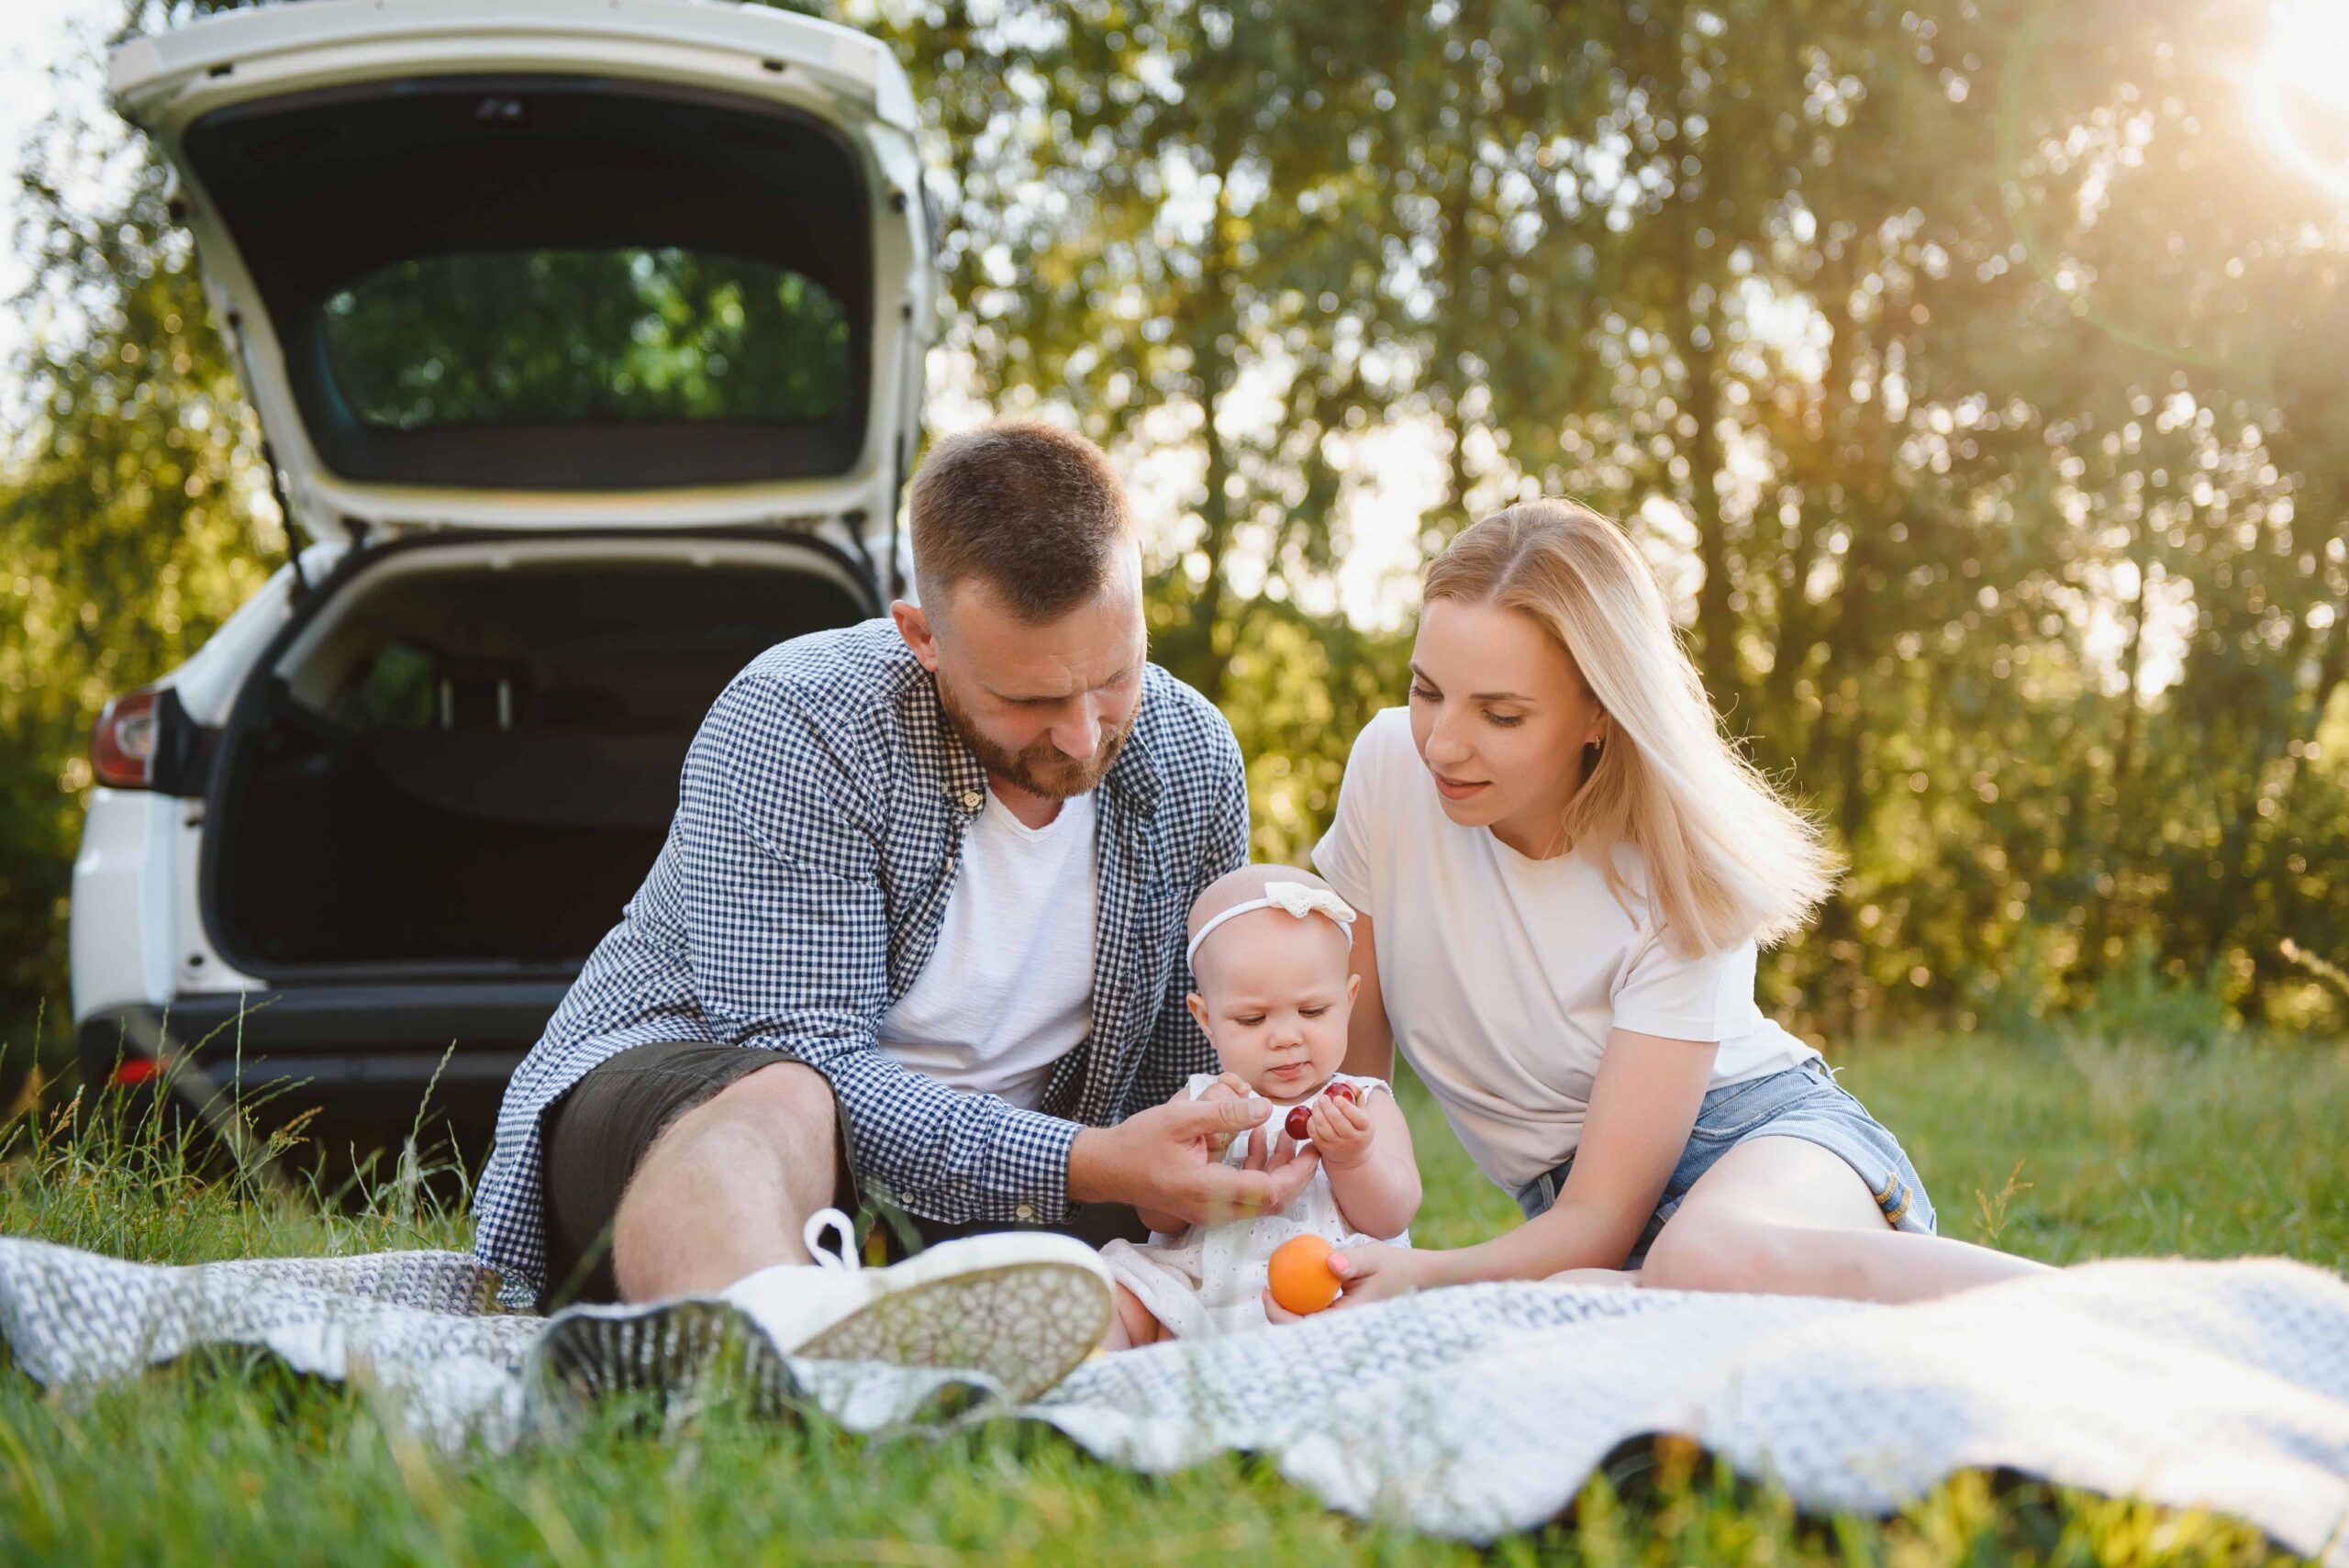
left=1259, top=1240, right=1431, bottom=1323
left=1325, top=1240, right=1429, bottom=1307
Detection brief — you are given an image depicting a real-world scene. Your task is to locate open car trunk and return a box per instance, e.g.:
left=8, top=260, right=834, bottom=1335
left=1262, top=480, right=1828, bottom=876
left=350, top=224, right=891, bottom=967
left=205, top=538, right=869, bottom=977
left=111, top=3, right=930, bottom=548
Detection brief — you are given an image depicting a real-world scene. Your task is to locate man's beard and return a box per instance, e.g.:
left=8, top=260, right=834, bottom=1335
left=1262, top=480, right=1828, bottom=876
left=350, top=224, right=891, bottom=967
left=935, top=672, right=1135, bottom=800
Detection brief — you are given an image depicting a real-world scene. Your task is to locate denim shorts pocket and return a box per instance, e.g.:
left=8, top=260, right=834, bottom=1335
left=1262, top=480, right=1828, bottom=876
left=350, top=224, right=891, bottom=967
left=1683, top=1067, right=1813, bottom=1144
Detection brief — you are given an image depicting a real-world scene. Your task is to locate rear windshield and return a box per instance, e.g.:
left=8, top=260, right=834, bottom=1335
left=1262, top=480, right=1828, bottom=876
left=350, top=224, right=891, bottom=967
left=319, top=249, right=852, bottom=429
left=183, top=77, right=873, bottom=490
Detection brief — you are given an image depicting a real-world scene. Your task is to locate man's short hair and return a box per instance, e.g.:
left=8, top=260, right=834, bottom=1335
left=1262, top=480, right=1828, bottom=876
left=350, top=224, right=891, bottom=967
left=908, top=419, right=1136, bottom=621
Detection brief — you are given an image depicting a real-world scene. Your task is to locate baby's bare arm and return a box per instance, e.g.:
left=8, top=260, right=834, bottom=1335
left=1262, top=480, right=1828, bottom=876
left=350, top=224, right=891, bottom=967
left=1315, top=1091, right=1420, bottom=1240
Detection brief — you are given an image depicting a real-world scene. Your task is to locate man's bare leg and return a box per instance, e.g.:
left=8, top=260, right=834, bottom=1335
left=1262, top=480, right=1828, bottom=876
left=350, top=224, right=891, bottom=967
left=608, top=1060, right=841, bottom=1302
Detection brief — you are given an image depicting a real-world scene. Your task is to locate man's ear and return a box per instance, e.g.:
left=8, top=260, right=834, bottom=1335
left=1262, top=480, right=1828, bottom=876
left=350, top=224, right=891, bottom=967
left=1186, top=992, right=1210, bottom=1035
left=891, top=599, right=941, bottom=673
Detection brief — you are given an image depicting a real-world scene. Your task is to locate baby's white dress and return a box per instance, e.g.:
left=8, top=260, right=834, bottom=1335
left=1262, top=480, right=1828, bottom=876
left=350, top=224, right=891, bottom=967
left=1099, top=1072, right=1405, bottom=1339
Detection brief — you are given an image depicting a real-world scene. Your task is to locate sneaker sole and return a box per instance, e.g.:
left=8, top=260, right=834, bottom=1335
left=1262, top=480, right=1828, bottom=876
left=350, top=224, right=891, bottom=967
left=533, top=1297, right=799, bottom=1420
left=795, top=1257, right=1112, bottom=1405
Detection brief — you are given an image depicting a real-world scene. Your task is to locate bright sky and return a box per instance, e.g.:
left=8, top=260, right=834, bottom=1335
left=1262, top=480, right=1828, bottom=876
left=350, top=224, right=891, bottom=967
left=0, top=4, right=81, bottom=161
left=1, top=0, right=114, bottom=381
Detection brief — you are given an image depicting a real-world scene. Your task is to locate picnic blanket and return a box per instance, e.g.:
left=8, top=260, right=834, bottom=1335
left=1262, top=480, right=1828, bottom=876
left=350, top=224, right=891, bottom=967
left=2, top=1239, right=2345, bottom=1559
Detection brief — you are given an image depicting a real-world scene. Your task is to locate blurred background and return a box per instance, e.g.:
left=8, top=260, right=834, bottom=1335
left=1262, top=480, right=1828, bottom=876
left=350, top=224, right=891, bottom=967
left=5, top=0, right=2346, bottom=1094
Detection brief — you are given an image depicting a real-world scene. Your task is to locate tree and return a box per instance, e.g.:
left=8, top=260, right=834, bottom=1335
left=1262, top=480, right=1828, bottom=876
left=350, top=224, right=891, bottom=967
left=6, top=0, right=2345, bottom=1062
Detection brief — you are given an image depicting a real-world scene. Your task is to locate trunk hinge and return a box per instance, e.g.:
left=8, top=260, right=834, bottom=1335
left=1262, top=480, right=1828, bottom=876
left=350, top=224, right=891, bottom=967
left=226, top=310, right=311, bottom=603
left=263, top=439, right=310, bottom=604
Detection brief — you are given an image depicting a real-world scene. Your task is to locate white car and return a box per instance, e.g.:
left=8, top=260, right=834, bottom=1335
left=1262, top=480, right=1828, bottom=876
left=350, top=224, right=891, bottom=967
left=70, top=0, right=935, bottom=1159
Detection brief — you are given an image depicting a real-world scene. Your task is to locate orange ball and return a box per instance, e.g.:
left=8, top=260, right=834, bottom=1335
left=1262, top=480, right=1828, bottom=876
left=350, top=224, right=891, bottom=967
left=1266, top=1234, right=1343, bottom=1316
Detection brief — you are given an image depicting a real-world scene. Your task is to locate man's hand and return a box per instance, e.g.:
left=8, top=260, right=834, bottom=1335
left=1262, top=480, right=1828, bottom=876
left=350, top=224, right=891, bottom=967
left=1304, top=1094, right=1375, bottom=1169
left=1070, top=1095, right=1321, bottom=1228
left=1188, top=1073, right=1255, bottom=1159
left=1196, top=1072, right=1253, bottom=1103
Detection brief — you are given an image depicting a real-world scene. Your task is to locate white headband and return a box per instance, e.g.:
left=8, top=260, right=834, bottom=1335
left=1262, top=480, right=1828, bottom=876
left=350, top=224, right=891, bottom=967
left=1186, top=880, right=1357, bottom=966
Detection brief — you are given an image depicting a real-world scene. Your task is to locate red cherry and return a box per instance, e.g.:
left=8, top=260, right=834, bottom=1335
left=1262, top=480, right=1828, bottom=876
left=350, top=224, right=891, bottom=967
left=1323, top=1082, right=1357, bottom=1104
left=1284, top=1105, right=1313, bottom=1140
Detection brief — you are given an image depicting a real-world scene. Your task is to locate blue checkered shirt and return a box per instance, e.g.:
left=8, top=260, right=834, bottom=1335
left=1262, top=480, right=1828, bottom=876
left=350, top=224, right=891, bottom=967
left=472, top=617, right=1248, bottom=1304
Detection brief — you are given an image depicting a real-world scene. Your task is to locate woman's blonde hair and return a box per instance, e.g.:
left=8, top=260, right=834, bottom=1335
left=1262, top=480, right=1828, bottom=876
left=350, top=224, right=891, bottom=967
left=1423, top=499, right=1841, bottom=956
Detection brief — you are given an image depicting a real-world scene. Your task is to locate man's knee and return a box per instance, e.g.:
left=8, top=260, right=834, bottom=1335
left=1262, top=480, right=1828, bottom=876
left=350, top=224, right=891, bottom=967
left=651, top=1059, right=838, bottom=1173
left=608, top=1061, right=841, bottom=1298
left=708, top=1059, right=838, bottom=1134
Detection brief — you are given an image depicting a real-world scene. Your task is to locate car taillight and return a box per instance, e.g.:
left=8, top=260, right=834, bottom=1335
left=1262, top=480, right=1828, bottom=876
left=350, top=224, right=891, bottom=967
left=110, top=1056, right=162, bottom=1086
left=91, top=688, right=163, bottom=789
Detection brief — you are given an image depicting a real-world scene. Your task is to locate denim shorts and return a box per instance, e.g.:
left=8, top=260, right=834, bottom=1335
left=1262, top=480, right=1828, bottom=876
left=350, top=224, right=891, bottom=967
left=1515, top=1056, right=1937, bottom=1268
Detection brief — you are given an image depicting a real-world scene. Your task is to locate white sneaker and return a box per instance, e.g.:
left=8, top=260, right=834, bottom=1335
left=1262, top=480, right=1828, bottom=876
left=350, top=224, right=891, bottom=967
left=718, top=1209, right=1114, bottom=1404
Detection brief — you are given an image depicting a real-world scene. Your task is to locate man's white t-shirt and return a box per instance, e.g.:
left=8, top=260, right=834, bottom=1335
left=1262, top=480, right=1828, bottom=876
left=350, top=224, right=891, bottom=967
left=1311, top=707, right=1817, bottom=1196
left=877, top=787, right=1098, bottom=1110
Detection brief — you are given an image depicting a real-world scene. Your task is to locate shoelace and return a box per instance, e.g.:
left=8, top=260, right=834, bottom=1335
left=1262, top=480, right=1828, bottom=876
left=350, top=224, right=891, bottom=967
left=802, top=1207, right=860, bottom=1273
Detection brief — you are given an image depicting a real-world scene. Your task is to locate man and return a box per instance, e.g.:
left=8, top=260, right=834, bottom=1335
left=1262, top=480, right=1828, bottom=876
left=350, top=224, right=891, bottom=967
left=473, top=419, right=1314, bottom=1380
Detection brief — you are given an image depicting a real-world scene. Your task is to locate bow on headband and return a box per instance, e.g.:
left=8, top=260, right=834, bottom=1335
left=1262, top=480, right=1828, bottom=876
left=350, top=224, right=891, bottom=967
left=1185, top=880, right=1358, bottom=966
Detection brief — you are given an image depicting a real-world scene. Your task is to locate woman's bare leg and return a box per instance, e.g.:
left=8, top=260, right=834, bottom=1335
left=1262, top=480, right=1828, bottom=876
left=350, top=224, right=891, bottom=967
left=1546, top=1267, right=1642, bottom=1287
left=1640, top=1136, right=2052, bottom=1305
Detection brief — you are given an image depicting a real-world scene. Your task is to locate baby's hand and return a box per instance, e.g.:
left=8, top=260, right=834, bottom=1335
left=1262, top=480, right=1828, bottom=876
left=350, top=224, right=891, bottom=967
left=1307, top=1094, right=1375, bottom=1170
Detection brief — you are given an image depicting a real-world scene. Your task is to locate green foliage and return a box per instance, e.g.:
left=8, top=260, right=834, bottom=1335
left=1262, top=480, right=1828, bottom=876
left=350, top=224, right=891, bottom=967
left=2071, top=940, right=2241, bottom=1051
left=863, top=0, right=2349, bottom=1036
left=1, top=1, right=276, bottom=1062
left=5, top=0, right=2348, bottom=1052
left=321, top=248, right=853, bottom=428
left=0, top=1011, right=471, bottom=1262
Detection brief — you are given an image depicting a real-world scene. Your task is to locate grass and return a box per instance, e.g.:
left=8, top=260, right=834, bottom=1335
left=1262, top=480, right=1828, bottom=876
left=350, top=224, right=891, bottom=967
left=1, top=1028, right=2343, bottom=1565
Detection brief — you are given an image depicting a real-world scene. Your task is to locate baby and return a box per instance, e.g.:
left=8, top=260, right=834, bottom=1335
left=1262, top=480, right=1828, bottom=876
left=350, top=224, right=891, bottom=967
left=1099, top=864, right=1421, bottom=1344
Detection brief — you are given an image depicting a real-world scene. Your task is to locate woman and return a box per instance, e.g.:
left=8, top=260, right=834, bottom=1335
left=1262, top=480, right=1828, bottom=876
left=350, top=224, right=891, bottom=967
left=1301, top=499, right=2049, bottom=1307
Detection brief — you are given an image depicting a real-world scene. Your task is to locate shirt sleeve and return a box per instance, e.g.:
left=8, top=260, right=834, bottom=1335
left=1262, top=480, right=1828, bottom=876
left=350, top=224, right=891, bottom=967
left=680, top=675, right=1080, bottom=1226
left=1609, top=927, right=1756, bottom=1043
left=1309, top=708, right=1392, bottom=914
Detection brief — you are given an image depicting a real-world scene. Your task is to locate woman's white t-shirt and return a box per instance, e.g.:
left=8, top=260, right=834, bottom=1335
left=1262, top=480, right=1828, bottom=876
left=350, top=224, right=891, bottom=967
left=1311, top=707, right=1818, bottom=1196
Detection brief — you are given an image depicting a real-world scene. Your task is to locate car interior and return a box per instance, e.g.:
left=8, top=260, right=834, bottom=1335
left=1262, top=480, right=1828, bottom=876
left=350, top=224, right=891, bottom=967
left=206, top=550, right=866, bottom=973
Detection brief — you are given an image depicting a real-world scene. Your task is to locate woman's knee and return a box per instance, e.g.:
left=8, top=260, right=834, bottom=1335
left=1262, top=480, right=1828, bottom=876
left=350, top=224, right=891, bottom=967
left=1641, top=1211, right=1796, bottom=1295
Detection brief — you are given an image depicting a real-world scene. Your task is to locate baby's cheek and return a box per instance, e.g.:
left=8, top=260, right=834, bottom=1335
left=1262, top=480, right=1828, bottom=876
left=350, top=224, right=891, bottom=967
left=1219, top=1027, right=1264, bottom=1074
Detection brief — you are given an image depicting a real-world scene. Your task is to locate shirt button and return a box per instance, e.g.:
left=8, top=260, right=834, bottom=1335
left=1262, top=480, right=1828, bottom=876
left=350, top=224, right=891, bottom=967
left=961, top=790, right=983, bottom=810
left=1014, top=1203, right=1035, bottom=1222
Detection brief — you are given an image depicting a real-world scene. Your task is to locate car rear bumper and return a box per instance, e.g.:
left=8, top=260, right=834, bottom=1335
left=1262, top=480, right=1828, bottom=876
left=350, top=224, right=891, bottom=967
left=76, top=981, right=566, bottom=1146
